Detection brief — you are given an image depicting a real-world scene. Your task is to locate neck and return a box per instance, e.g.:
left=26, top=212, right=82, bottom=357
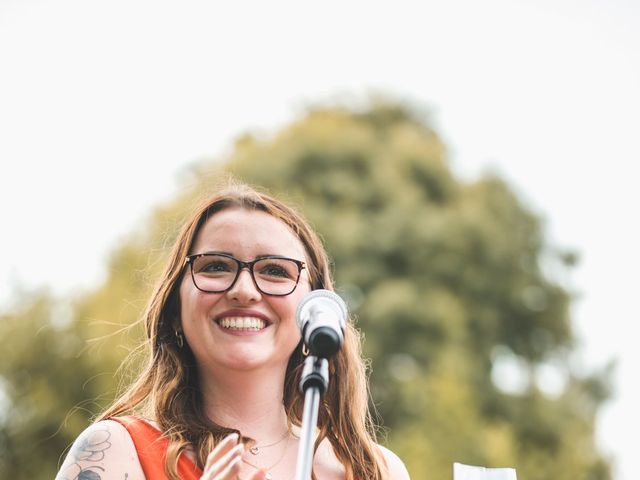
left=199, top=365, right=290, bottom=441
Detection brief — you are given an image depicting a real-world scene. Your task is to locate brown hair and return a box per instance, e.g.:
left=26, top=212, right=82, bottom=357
left=98, top=181, right=387, bottom=479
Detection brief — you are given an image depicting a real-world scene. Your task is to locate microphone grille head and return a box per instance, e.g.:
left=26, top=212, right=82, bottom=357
left=295, top=289, right=348, bottom=329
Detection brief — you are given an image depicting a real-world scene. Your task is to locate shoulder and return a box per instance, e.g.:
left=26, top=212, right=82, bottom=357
left=314, top=437, right=410, bottom=479
left=56, top=419, right=145, bottom=480
left=377, top=444, right=411, bottom=480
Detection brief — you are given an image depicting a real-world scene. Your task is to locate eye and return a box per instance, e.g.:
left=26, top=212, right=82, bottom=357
left=193, top=256, right=235, bottom=275
left=257, top=259, right=296, bottom=279
left=261, top=264, right=290, bottom=278
left=201, top=261, right=229, bottom=273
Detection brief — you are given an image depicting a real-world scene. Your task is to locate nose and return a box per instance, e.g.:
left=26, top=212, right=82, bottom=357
left=226, top=268, right=262, bottom=303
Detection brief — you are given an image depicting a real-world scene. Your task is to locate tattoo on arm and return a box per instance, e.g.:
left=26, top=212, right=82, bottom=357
left=57, top=425, right=112, bottom=480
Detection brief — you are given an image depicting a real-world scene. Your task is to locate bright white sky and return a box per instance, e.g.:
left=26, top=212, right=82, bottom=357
left=1, top=0, right=638, bottom=478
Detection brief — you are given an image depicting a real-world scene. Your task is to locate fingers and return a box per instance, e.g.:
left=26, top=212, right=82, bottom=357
left=211, top=454, right=242, bottom=479
left=201, top=433, right=244, bottom=480
left=204, top=433, right=239, bottom=471
left=246, top=469, right=267, bottom=480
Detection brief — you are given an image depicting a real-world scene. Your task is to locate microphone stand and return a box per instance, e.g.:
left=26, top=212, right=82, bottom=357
left=294, top=355, right=329, bottom=480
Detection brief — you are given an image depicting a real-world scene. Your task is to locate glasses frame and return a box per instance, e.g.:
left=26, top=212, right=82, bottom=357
left=185, top=252, right=307, bottom=296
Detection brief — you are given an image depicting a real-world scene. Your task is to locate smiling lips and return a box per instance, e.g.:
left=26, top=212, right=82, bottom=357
left=218, top=316, right=268, bottom=331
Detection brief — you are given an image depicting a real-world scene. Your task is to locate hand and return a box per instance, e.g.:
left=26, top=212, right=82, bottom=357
left=200, top=433, right=267, bottom=480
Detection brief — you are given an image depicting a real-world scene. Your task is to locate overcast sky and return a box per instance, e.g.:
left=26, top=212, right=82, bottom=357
left=1, top=1, right=638, bottom=478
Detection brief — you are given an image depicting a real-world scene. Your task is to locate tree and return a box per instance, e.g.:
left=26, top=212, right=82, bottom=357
left=0, top=99, right=611, bottom=479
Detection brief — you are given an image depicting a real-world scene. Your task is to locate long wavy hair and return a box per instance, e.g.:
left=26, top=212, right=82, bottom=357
left=97, top=181, right=387, bottom=480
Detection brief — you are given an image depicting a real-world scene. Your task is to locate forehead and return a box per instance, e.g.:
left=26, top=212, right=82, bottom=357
left=191, top=208, right=307, bottom=259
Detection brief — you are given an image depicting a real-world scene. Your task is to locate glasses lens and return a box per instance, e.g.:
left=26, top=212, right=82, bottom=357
left=253, top=257, right=300, bottom=295
left=191, top=254, right=238, bottom=292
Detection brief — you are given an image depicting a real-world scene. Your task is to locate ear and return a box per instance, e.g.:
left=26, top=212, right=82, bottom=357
left=171, top=315, right=183, bottom=335
left=171, top=314, right=180, bottom=329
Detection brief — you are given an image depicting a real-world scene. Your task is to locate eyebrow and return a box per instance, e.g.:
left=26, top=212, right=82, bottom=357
left=196, top=250, right=295, bottom=260
left=199, top=250, right=233, bottom=256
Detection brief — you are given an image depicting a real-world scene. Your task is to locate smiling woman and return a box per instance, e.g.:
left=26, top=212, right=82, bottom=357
left=55, top=181, right=409, bottom=480
left=178, top=208, right=310, bottom=378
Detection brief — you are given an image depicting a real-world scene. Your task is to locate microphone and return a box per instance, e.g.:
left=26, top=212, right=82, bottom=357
left=296, top=289, right=348, bottom=358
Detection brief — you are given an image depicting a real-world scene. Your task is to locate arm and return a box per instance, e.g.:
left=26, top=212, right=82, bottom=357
left=378, top=444, right=411, bottom=480
left=56, top=420, right=145, bottom=480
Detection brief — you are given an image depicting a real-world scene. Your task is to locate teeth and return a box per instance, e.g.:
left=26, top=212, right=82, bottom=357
left=219, top=316, right=266, bottom=330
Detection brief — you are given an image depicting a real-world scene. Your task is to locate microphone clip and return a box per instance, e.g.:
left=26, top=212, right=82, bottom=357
left=299, top=356, right=329, bottom=395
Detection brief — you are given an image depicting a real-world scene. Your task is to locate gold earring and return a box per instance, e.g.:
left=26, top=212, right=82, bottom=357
left=302, top=344, right=309, bottom=356
left=175, top=330, right=184, bottom=348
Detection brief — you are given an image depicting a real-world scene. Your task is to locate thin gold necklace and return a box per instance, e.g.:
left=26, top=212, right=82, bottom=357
left=242, top=434, right=290, bottom=480
left=248, top=429, right=290, bottom=455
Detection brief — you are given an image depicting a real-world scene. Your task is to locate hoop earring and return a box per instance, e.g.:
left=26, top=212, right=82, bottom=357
left=175, top=330, right=184, bottom=348
left=302, top=344, right=309, bottom=357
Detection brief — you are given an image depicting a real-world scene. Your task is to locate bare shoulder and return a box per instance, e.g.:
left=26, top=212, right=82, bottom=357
left=377, top=444, right=411, bottom=479
left=56, top=419, right=145, bottom=480
left=314, top=437, right=410, bottom=479
left=314, top=437, right=347, bottom=477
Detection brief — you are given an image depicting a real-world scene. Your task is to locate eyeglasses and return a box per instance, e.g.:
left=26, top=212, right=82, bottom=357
left=185, top=253, right=306, bottom=296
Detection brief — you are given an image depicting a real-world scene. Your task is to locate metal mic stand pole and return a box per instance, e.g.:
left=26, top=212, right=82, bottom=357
left=294, top=355, right=329, bottom=480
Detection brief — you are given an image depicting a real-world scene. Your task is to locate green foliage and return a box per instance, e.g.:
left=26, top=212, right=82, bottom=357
left=0, top=291, right=94, bottom=478
left=0, top=100, right=611, bottom=479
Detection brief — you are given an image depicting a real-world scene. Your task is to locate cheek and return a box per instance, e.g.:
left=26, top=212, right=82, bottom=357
left=272, top=288, right=310, bottom=329
left=178, top=278, right=195, bottom=317
left=274, top=298, right=303, bottom=346
left=270, top=296, right=297, bottom=321
left=178, top=277, right=219, bottom=320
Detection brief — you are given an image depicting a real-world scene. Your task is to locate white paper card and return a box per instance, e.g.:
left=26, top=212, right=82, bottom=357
left=453, top=462, right=517, bottom=480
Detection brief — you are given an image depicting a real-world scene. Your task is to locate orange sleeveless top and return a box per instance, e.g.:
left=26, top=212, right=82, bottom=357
left=113, top=417, right=202, bottom=480
left=114, top=416, right=378, bottom=479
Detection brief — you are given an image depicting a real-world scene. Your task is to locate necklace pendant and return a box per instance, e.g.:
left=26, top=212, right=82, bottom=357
left=249, top=446, right=260, bottom=455
left=265, top=473, right=273, bottom=480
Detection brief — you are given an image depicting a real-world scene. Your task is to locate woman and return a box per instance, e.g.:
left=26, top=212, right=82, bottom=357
left=56, top=182, right=410, bottom=480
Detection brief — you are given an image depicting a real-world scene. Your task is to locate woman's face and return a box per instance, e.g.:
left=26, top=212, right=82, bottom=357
left=178, top=208, right=311, bottom=375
